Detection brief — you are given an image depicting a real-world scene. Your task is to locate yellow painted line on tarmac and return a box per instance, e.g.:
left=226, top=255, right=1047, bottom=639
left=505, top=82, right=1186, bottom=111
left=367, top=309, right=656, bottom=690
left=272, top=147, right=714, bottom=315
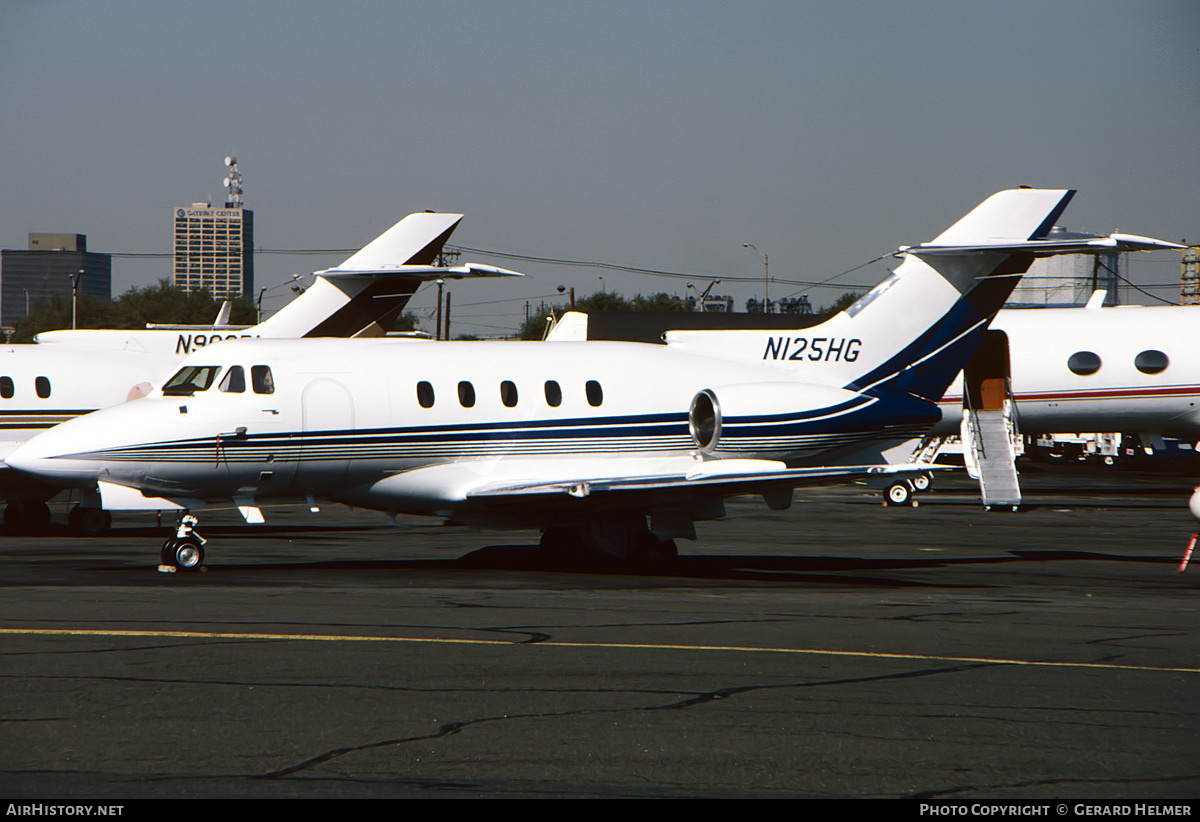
left=2, top=627, right=1197, bottom=674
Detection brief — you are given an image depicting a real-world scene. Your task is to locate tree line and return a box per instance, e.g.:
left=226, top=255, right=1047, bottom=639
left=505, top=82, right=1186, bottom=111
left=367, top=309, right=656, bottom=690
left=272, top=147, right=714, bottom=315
left=8, top=280, right=258, bottom=343
left=517, top=290, right=860, bottom=340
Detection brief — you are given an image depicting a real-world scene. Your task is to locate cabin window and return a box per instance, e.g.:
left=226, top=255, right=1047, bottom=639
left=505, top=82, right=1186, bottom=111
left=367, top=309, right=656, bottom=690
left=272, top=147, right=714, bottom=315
left=1134, top=349, right=1169, bottom=375
left=251, top=365, right=274, bottom=395
left=35, top=377, right=50, bottom=399
left=458, top=381, right=475, bottom=408
left=544, top=380, right=562, bottom=407
left=163, top=365, right=221, bottom=396
left=1067, top=351, right=1101, bottom=376
left=417, top=381, right=435, bottom=408
left=585, top=380, right=603, bottom=407
left=500, top=380, right=518, bottom=408
left=219, top=366, right=246, bottom=393
left=0, top=377, right=12, bottom=399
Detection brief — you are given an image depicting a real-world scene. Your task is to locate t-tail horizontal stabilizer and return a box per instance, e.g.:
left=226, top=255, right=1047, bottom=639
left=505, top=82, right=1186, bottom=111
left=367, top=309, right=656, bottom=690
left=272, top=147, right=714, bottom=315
left=252, top=213, right=523, bottom=339
left=666, top=188, right=1178, bottom=408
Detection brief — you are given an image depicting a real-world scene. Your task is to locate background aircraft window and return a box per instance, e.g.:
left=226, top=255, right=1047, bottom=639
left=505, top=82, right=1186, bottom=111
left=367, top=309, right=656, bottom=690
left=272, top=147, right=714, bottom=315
left=219, top=366, right=246, bottom=393
left=164, top=365, right=221, bottom=396
left=1134, top=349, right=1169, bottom=374
left=417, top=381, right=435, bottom=408
left=501, top=380, right=518, bottom=408
left=458, top=381, right=475, bottom=408
left=35, top=377, right=51, bottom=399
left=586, top=380, right=603, bottom=407
left=544, top=380, right=562, bottom=407
left=251, top=365, right=275, bottom=395
left=0, top=377, right=11, bottom=399
left=1067, top=351, right=1101, bottom=376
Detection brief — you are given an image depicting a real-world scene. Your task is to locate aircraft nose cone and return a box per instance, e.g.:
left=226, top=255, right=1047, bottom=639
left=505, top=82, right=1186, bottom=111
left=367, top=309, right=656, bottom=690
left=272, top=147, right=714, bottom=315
left=5, top=421, right=103, bottom=485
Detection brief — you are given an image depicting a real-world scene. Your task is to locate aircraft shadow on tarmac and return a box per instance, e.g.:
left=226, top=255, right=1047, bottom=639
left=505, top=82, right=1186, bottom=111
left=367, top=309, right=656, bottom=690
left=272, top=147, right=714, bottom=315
left=123, top=544, right=1179, bottom=588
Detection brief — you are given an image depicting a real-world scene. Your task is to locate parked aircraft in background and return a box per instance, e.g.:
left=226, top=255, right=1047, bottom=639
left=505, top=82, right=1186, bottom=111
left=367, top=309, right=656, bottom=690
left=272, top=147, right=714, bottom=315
left=936, top=296, right=1200, bottom=442
left=7, top=188, right=1178, bottom=569
left=0, top=211, right=521, bottom=531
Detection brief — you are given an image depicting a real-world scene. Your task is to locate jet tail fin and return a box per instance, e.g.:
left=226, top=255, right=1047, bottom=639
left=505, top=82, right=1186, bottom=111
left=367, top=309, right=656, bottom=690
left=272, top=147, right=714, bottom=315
left=250, top=212, right=519, bottom=339
left=667, top=188, right=1176, bottom=405
left=335, top=212, right=463, bottom=270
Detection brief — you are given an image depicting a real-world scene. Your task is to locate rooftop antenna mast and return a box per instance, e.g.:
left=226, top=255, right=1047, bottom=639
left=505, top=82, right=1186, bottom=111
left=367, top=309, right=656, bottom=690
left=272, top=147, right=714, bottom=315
left=223, top=156, right=243, bottom=208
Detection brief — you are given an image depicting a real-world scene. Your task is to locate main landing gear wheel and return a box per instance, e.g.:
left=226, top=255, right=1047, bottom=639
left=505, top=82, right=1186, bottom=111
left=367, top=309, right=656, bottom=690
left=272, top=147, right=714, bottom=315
left=883, top=481, right=917, bottom=507
left=538, top=519, right=679, bottom=570
left=911, top=472, right=932, bottom=492
left=68, top=506, right=112, bottom=536
left=4, top=500, right=51, bottom=533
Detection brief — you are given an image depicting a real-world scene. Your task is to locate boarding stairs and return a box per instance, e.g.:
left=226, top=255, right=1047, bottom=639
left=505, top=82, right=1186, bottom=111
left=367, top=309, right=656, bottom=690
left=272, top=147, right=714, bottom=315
left=962, top=391, right=1021, bottom=510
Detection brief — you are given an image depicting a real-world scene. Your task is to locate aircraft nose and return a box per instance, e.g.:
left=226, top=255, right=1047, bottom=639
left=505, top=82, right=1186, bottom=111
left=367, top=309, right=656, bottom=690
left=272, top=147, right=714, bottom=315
left=5, top=418, right=107, bottom=485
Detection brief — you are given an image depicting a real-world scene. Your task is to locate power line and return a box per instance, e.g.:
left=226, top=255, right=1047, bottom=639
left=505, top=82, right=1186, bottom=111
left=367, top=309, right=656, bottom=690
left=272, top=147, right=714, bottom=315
left=446, top=244, right=877, bottom=290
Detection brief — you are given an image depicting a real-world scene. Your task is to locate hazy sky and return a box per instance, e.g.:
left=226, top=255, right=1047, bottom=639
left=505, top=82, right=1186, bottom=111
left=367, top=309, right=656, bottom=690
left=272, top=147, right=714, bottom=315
left=2, top=0, right=1197, bottom=335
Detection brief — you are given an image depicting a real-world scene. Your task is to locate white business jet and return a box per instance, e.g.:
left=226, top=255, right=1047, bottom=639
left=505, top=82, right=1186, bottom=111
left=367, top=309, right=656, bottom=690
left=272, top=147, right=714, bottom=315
left=6, top=188, right=1175, bottom=569
left=0, top=211, right=521, bottom=530
left=936, top=297, right=1199, bottom=440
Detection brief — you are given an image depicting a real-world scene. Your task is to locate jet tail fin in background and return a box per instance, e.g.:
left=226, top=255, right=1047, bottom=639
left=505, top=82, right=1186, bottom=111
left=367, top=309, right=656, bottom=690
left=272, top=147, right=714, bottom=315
left=251, top=212, right=520, bottom=339
left=334, top=211, right=463, bottom=270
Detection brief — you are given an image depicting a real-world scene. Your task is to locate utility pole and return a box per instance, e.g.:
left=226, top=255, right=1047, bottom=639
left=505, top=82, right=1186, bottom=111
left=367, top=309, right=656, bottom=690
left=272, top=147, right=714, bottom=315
left=743, top=244, right=768, bottom=313
left=69, top=269, right=84, bottom=329
left=435, top=279, right=444, bottom=341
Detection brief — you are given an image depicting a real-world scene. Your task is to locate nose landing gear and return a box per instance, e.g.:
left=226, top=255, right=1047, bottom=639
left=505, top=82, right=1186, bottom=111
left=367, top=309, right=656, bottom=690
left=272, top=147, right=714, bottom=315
left=159, top=514, right=206, bottom=573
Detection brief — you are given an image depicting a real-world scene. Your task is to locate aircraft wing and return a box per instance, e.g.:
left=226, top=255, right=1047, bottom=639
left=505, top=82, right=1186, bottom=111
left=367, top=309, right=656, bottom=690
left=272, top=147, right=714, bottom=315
left=360, top=455, right=940, bottom=511
left=467, top=459, right=927, bottom=498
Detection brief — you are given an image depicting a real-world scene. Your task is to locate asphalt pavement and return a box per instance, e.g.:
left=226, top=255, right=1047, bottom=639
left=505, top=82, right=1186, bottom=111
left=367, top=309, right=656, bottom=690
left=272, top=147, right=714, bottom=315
left=1, top=465, right=1197, bottom=799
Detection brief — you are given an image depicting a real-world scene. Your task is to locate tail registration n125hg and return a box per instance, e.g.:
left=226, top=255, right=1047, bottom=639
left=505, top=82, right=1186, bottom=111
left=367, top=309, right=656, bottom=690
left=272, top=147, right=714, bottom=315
left=6, top=189, right=1178, bottom=569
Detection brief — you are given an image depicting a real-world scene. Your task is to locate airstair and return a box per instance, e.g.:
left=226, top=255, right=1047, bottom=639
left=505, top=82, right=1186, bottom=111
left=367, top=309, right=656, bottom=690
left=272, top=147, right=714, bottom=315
left=962, top=398, right=1021, bottom=510
left=961, top=330, right=1021, bottom=510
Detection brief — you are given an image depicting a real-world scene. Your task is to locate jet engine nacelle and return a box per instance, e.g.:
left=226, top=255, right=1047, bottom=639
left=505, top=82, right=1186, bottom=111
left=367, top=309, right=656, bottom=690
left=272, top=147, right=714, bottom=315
left=688, top=382, right=866, bottom=453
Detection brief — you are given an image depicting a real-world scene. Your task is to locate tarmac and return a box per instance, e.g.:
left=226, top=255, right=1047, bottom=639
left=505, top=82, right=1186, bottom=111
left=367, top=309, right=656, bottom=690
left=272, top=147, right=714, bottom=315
left=1, top=464, right=1197, bottom=799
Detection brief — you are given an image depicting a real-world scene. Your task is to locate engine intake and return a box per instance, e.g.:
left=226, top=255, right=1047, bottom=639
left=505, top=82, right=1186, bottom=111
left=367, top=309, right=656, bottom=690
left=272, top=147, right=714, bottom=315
left=688, top=390, right=721, bottom=452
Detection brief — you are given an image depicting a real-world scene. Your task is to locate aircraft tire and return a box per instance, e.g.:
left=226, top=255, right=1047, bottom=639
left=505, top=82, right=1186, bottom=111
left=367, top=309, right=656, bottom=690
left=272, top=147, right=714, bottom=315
left=4, top=500, right=51, bottom=533
left=911, top=473, right=931, bottom=492
left=69, top=506, right=112, bottom=536
left=884, top=482, right=912, bottom=507
left=637, top=535, right=678, bottom=569
left=162, top=537, right=205, bottom=571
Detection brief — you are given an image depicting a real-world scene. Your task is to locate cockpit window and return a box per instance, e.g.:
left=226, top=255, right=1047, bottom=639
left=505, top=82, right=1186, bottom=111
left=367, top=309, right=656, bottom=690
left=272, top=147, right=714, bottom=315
left=163, top=365, right=222, bottom=396
left=219, top=366, right=246, bottom=393
left=251, top=365, right=274, bottom=395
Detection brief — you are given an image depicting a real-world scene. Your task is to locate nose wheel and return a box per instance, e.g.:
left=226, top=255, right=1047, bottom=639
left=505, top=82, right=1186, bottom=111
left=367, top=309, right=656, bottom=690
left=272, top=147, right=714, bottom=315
left=159, top=515, right=207, bottom=572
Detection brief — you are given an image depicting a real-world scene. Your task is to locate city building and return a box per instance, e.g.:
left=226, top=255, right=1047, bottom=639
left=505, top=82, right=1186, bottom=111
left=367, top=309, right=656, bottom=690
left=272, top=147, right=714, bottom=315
left=172, top=157, right=254, bottom=299
left=0, top=233, right=111, bottom=328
